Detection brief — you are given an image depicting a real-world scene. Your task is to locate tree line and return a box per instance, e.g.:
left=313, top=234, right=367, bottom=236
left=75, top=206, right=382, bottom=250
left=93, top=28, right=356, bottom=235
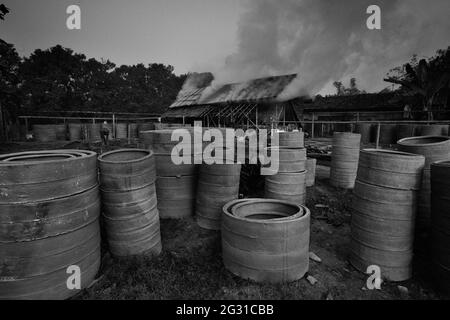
left=0, top=39, right=187, bottom=124
left=331, top=47, right=450, bottom=114
left=385, top=47, right=450, bottom=114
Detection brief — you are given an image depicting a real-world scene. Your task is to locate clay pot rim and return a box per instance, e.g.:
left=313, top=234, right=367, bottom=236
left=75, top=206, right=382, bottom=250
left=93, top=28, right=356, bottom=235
left=98, top=148, right=153, bottom=164
left=223, top=198, right=310, bottom=224
left=0, top=149, right=96, bottom=166
left=431, top=160, right=450, bottom=168
left=397, top=136, right=450, bottom=147
left=361, top=148, right=425, bottom=160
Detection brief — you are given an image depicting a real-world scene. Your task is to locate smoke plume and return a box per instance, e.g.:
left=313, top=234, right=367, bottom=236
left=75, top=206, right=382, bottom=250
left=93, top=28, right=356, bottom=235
left=198, top=0, right=450, bottom=98
left=179, top=72, right=214, bottom=92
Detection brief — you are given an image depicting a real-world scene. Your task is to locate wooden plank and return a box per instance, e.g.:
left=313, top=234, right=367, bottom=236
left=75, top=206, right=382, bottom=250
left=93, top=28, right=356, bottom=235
left=376, top=122, right=381, bottom=149
left=0, top=102, right=4, bottom=141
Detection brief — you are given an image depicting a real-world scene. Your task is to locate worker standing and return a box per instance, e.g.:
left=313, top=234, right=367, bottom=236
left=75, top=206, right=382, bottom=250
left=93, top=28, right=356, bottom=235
left=403, top=104, right=412, bottom=120
left=101, top=121, right=110, bottom=145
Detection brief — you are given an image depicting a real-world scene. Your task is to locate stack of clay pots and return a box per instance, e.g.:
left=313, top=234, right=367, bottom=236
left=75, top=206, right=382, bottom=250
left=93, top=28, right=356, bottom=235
left=265, top=131, right=307, bottom=205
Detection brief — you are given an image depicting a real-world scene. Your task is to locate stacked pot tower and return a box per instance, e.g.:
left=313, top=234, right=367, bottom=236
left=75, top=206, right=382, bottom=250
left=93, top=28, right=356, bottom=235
left=265, top=131, right=307, bottom=205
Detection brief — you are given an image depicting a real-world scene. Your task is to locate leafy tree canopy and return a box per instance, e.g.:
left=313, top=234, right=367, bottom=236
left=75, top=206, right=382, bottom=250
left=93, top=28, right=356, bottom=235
left=2, top=45, right=185, bottom=114
left=1, top=42, right=187, bottom=116
left=385, top=47, right=450, bottom=112
left=332, top=78, right=366, bottom=96
left=0, top=39, right=21, bottom=120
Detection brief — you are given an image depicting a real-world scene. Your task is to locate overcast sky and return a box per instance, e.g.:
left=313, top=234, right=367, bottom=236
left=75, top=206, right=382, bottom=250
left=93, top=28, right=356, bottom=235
left=1, top=0, right=449, bottom=95
left=0, top=0, right=242, bottom=74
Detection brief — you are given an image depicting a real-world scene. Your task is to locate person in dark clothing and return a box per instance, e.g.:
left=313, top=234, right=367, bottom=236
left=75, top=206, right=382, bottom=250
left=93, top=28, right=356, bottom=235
left=101, top=121, right=110, bottom=145
left=403, top=104, right=413, bottom=120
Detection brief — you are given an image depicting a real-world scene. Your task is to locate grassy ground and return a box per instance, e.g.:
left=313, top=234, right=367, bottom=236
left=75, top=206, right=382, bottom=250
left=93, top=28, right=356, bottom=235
left=1, top=140, right=448, bottom=300
left=79, top=165, right=446, bottom=300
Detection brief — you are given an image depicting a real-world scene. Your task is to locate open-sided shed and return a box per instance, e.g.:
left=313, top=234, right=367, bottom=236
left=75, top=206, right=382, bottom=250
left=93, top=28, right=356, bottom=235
left=162, top=74, right=304, bottom=128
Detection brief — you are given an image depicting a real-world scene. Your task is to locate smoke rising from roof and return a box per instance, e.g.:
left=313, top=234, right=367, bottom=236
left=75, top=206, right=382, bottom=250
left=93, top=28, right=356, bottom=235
left=180, top=72, right=214, bottom=92
left=196, top=0, right=450, bottom=99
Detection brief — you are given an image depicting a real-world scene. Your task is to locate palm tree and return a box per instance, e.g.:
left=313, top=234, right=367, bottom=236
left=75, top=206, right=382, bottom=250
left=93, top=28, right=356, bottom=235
left=385, top=48, right=450, bottom=120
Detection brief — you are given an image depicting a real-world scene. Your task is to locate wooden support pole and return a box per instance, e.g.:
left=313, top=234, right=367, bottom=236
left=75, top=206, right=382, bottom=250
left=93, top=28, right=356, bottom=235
left=275, top=105, right=278, bottom=128
left=112, top=114, right=115, bottom=139
left=25, top=117, right=29, bottom=135
left=376, top=122, right=381, bottom=149
left=83, top=123, right=87, bottom=143
left=128, top=122, right=131, bottom=145
left=0, top=102, right=5, bottom=141
left=311, top=113, right=315, bottom=139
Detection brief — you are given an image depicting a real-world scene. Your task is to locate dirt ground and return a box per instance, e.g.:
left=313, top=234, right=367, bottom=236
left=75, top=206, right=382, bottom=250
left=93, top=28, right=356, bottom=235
left=1, top=140, right=448, bottom=300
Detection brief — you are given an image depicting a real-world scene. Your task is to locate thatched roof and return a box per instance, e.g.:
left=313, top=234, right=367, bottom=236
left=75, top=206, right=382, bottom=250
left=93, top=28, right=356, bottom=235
left=169, top=74, right=298, bottom=109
